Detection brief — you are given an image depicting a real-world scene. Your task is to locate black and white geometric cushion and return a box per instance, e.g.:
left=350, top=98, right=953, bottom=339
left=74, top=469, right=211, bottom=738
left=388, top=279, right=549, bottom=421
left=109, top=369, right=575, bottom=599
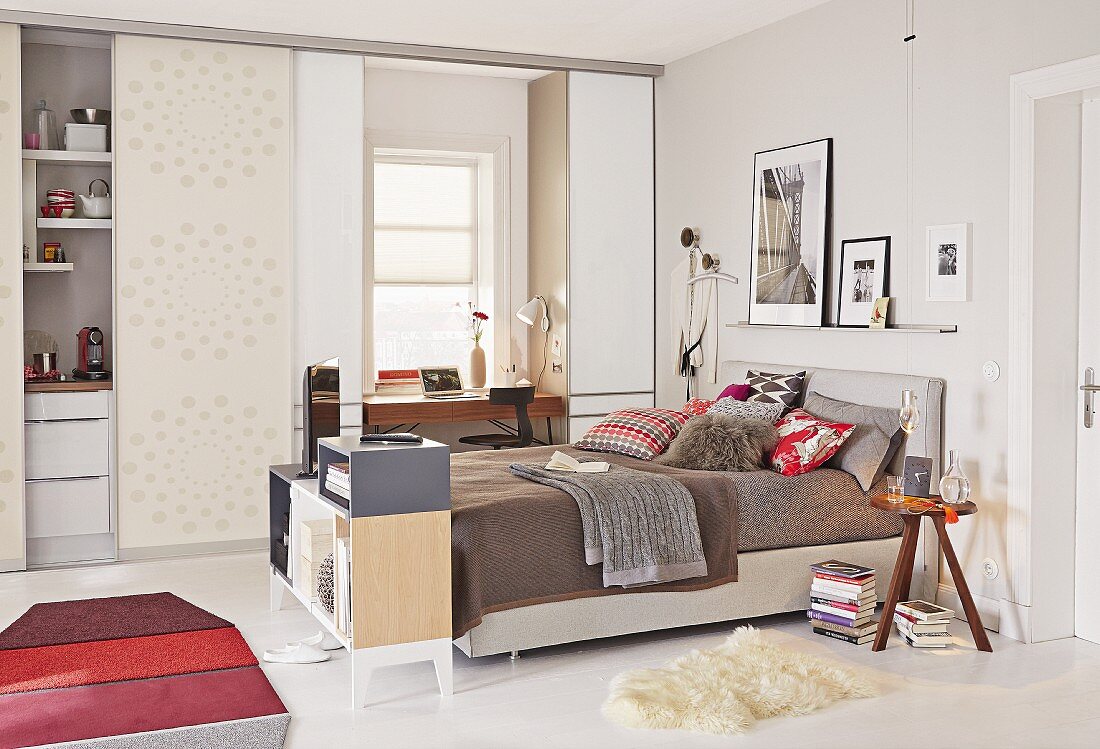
left=745, top=369, right=806, bottom=408
left=706, top=397, right=785, bottom=423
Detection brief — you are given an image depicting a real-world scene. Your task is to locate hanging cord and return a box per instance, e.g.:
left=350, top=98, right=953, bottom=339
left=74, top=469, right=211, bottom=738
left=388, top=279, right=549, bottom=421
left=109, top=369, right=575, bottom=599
left=535, top=326, right=548, bottom=391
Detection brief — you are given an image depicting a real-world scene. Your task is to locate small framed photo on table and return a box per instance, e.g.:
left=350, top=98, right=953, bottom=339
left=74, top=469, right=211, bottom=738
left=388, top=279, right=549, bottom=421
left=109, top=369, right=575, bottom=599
left=837, top=236, right=889, bottom=327
left=926, top=223, right=969, bottom=301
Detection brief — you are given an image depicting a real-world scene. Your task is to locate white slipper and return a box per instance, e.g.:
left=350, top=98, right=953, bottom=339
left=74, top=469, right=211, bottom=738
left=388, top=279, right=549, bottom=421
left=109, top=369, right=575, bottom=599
left=262, top=642, right=331, bottom=664
left=296, top=630, right=343, bottom=651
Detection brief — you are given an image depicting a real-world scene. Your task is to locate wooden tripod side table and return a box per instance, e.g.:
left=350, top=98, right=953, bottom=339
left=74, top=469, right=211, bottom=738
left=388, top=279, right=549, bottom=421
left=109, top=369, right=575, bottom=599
left=869, top=494, right=992, bottom=653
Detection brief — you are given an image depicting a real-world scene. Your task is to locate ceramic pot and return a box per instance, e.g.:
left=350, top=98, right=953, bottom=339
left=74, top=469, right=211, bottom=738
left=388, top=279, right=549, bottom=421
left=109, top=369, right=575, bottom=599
left=469, top=343, right=486, bottom=388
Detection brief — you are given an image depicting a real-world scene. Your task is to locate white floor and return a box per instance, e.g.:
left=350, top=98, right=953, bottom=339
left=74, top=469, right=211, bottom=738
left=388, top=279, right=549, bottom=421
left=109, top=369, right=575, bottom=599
left=3, top=552, right=1100, bottom=748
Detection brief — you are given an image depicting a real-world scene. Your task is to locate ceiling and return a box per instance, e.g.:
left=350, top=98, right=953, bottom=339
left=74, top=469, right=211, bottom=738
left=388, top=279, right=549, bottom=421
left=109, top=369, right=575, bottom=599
left=3, top=0, right=832, bottom=65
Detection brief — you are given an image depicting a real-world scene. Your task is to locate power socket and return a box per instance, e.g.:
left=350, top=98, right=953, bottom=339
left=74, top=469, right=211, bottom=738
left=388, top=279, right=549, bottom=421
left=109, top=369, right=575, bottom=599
left=982, top=361, right=1000, bottom=382
left=982, top=558, right=999, bottom=580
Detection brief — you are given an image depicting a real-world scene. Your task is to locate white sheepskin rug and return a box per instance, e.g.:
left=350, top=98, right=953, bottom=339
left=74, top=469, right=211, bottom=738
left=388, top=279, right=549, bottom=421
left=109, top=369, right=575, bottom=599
left=602, top=626, right=877, bottom=735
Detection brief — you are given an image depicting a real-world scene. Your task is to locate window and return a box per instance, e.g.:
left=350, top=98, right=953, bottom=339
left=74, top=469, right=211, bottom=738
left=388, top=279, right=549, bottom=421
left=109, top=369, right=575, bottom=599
left=372, top=153, right=491, bottom=382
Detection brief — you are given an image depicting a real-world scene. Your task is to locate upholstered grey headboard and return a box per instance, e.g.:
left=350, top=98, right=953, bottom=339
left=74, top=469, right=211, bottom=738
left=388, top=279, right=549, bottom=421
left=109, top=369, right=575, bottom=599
left=707, top=361, right=946, bottom=482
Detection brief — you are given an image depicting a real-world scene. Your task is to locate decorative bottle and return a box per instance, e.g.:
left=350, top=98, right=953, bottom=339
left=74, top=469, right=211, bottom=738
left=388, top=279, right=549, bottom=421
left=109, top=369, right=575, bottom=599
left=31, top=100, right=59, bottom=151
left=938, top=449, right=971, bottom=505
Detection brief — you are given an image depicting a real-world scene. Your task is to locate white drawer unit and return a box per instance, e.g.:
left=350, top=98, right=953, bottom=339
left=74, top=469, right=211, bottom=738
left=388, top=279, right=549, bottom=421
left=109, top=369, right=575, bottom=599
left=24, top=391, right=110, bottom=421
left=25, top=419, right=111, bottom=480
left=26, top=477, right=112, bottom=538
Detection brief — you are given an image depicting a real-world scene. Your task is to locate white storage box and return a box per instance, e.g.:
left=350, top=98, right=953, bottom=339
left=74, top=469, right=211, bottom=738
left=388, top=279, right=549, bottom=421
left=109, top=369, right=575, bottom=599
left=65, top=123, right=108, bottom=152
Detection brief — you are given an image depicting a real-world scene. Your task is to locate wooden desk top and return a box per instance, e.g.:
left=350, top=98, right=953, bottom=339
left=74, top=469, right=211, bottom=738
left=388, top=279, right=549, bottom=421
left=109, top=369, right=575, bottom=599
left=363, top=390, right=564, bottom=425
left=870, top=493, right=977, bottom=517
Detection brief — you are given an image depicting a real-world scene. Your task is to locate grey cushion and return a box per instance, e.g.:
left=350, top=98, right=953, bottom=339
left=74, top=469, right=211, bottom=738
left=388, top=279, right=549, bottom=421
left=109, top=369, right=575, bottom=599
left=657, top=413, right=779, bottom=472
left=706, top=397, right=784, bottom=423
left=802, top=391, right=903, bottom=491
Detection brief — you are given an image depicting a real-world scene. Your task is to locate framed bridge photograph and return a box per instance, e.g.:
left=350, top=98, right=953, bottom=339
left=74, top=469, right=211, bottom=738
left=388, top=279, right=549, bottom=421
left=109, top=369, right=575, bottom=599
left=747, top=138, right=832, bottom=327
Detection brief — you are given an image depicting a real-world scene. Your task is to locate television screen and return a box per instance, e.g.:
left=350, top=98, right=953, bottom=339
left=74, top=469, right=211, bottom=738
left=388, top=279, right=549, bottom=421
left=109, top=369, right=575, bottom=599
left=301, top=357, right=340, bottom=475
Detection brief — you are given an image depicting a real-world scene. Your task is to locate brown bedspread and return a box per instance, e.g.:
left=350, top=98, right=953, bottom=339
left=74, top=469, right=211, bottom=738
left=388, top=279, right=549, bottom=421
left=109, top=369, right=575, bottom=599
left=450, top=446, right=738, bottom=637
left=450, top=446, right=904, bottom=638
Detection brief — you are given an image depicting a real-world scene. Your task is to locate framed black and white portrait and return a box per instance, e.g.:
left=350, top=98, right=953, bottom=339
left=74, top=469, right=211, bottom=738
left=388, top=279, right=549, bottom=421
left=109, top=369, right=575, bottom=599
left=926, top=223, right=969, bottom=302
left=748, top=138, right=832, bottom=327
left=837, top=236, right=890, bottom=327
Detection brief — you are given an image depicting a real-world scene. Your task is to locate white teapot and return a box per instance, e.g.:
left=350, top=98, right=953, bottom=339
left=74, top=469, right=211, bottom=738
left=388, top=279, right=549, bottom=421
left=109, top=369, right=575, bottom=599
left=78, top=178, right=112, bottom=219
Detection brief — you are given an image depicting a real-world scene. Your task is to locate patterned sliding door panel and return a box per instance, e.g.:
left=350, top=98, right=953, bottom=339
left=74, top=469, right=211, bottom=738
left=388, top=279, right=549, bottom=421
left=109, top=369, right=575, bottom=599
left=0, top=24, right=24, bottom=569
left=115, top=36, right=291, bottom=550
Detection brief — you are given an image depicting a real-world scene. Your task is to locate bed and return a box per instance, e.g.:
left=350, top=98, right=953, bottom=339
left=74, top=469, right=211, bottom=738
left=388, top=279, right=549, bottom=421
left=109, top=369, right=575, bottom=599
left=452, top=361, right=945, bottom=657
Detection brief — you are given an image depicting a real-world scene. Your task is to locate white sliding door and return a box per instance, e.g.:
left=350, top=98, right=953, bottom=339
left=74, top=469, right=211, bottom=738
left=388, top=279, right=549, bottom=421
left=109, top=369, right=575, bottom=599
left=567, top=72, right=654, bottom=396
left=114, top=36, right=292, bottom=552
left=0, top=23, right=24, bottom=571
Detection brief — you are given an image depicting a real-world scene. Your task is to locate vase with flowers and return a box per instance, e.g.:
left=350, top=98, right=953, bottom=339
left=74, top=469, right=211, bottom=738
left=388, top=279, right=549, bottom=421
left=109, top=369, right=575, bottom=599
left=469, top=307, right=489, bottom=388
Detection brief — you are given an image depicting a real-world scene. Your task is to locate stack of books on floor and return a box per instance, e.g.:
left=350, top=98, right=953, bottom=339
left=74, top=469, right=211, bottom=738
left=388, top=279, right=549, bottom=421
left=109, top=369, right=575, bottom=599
left=807, top=560, right=878, bottom=645
left=325, top=462, right=351, bottom=502
left=894, top=600, right=954, bottom=648
left=374, top=368, right=422, bottom=393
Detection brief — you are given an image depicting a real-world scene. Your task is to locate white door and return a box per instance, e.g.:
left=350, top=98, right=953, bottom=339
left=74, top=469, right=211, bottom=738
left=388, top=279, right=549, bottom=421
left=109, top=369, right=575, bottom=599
left=1076, top=98, right=1100, bottom=644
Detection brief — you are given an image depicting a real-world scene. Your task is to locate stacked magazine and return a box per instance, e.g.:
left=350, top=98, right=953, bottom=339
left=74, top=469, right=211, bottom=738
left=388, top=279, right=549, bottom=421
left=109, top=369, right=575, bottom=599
left=894, top=600, right=954, bottom=648
left=806, top=560, right=879, bottom=645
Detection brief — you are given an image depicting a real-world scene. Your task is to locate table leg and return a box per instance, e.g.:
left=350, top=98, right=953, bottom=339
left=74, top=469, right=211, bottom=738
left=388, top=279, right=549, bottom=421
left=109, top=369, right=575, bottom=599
left=898, top=521, right=917, bottom=601
left=546, top=417, right=554, bottom=445
left=872, top=515, right=920, bottom=652
left=933, top=515, right=993, bottom=652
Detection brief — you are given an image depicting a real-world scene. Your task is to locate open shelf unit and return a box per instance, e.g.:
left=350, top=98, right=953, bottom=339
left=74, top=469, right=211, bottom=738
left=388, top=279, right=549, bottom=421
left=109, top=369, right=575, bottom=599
left=728, top=322, right=957, bottom=334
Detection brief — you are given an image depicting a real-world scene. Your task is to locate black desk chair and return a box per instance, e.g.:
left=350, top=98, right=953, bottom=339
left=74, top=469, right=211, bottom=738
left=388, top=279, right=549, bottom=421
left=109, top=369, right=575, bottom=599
left=458, top=387, right=536, bottom=450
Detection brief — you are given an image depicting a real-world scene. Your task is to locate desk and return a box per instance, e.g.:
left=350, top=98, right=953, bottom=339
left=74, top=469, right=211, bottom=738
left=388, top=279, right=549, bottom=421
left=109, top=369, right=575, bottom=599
left=363, top=391, right=565, bottom=444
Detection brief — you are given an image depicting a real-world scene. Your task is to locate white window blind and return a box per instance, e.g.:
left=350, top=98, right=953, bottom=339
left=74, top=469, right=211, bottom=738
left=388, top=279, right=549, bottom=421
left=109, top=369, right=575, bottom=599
left=374, top=159, right=477, bottom=285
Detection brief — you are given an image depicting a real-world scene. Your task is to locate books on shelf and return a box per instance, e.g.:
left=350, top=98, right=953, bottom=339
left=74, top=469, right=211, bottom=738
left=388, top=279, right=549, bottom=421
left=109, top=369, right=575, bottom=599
left=808, top=560, right=877, bottom=643
left=325, top=462, right=351, bottom=500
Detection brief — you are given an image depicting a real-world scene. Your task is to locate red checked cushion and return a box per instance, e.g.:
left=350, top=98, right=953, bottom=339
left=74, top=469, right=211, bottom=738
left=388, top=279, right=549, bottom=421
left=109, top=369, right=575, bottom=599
left=681, top=397, right=715, bottom=416
left=574, top=408, right=690, bottom=460
left=771, top=408, right=856, bottom=476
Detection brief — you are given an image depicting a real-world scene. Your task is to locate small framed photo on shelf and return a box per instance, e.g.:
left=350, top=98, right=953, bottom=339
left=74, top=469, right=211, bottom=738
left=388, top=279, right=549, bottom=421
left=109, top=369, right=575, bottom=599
left=837, top=236, right=889, bottom=327
left=870, top=297, right=890, bottom=329
left=926, top=223, right=969, bottom=302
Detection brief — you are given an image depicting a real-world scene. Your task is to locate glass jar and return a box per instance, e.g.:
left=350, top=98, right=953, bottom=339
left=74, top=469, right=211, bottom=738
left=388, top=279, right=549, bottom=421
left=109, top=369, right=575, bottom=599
left=899, top=389, right=920, bottom=435
left=939, top=449, right=971, bottom=505
left=30, top=100, right=59, bottom=151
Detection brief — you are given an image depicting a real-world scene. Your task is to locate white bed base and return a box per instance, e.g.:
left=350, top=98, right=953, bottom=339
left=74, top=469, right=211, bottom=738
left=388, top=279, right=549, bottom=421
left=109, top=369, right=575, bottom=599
left=455, top=534, right=934, bottom=657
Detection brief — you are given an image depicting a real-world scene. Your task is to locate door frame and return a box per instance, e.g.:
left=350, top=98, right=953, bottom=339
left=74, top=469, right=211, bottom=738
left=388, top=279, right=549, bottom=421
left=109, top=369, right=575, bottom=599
left=1006, top=52, right=1100, bottom=643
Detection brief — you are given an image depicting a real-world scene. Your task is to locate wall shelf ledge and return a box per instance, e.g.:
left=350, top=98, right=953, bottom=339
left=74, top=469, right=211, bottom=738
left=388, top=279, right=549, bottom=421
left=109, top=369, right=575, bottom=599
left=728, top=322, right=957, bottom=334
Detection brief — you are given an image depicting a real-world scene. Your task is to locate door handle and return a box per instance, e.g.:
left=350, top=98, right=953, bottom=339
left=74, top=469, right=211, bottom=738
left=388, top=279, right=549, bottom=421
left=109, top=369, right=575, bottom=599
left=1085, top=367, right=1096, bottom=428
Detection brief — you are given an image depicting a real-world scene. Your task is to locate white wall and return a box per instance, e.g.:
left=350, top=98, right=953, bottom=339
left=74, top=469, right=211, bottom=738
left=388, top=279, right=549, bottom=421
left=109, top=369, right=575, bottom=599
left=655, top=0, right=1100, bottom=620
left=363, top=66, right=530, bottom=449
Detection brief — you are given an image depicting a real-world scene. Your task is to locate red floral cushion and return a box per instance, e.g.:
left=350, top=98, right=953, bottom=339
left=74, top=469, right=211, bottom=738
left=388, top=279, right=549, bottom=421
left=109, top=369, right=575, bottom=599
left=681, top=397, right=715, bottom=416
left=574, top=408, right=690, bottom=461
left=770, top=408, right=856, bottom=476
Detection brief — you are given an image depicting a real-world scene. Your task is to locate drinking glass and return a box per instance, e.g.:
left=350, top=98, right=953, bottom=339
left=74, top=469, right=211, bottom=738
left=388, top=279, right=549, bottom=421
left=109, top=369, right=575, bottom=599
left=887, top=475, right=905, bottom=503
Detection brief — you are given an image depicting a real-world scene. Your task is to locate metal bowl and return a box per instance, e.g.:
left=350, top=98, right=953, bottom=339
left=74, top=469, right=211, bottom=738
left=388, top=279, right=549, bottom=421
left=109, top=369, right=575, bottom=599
left=70, top=108, right=111, bottom=125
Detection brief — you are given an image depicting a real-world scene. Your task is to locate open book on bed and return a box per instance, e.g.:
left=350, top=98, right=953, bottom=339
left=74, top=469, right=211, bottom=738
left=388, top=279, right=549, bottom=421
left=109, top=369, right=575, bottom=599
left=544, top=450, right=609, bottom=473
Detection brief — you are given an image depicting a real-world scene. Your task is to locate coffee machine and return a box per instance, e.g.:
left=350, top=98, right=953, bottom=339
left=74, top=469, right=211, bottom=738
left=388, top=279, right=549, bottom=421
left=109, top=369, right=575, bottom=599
left=74, top=326, right=109, bottom=381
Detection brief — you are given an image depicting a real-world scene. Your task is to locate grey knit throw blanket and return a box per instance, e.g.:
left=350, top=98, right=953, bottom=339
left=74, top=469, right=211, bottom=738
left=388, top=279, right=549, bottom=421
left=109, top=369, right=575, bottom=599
left=508, top=462, right=708, bottom=587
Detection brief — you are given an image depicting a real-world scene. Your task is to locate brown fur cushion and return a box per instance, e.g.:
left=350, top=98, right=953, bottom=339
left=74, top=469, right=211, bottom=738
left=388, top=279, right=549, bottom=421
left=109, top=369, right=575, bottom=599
left=657, top=413, right=779, bottom=472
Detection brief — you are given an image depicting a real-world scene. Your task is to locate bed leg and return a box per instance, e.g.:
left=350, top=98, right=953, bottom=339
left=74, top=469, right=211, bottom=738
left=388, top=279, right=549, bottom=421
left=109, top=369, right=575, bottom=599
left=509, top=650, right=521, bottom=661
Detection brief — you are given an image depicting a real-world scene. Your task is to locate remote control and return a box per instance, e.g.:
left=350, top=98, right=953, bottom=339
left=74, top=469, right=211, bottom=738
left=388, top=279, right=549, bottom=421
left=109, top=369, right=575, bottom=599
left=359, top=433, right=423, bottom=444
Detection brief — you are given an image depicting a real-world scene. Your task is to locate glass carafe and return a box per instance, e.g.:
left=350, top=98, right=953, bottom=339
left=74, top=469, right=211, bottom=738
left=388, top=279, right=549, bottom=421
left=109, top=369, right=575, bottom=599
left=899, top=389, right=920, bottom=435
left=939, top=449, right=971, bottom=505
left=31, top=99, right=59, bottom=151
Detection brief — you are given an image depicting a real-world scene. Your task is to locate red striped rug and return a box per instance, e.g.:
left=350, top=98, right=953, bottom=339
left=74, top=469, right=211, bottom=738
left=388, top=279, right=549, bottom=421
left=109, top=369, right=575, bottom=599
left=0, top=592, right=289, bottom=749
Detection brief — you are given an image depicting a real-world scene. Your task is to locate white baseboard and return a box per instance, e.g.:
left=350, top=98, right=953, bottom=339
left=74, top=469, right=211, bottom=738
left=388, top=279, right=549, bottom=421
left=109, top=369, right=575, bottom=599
left=0, top=557, right=26, bottom=573
left=998, top=598, right=1032, bottom=643
left=936, top=583, right=1001, bottom=632
left=117, top=537, right=265, bottom=561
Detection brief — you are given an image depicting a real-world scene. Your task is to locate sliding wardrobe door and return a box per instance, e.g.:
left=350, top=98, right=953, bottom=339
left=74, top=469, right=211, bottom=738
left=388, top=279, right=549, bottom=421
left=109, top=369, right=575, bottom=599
left=0, top=23, right=24, bottom=571
left=114, top=36, right=292, bottom=554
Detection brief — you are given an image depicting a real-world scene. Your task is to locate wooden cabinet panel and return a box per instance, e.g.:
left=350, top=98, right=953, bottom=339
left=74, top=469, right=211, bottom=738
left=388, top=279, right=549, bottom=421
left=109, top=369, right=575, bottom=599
left=351, top=511, right=451, bottom=649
